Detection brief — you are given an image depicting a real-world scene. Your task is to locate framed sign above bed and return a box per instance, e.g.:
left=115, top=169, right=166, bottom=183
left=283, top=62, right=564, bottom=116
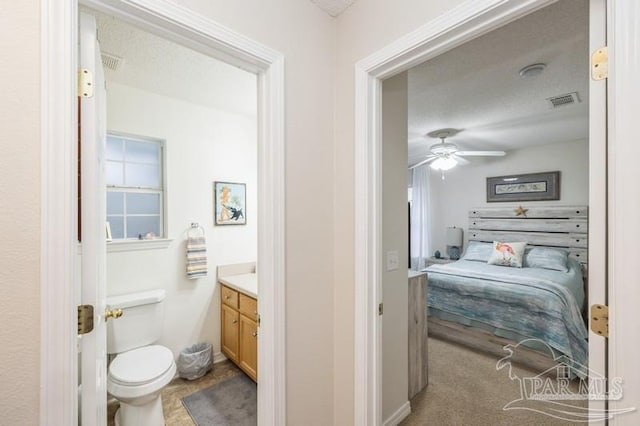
left=486, top=171, right=560, bottom=202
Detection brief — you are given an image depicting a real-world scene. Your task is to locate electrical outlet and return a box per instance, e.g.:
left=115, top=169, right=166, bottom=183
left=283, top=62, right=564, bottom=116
left=386, top=250, right=399, bottom=271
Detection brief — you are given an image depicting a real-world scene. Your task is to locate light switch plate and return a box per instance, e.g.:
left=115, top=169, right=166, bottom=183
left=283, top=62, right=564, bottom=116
left=386, top=250, right=399, bottom=271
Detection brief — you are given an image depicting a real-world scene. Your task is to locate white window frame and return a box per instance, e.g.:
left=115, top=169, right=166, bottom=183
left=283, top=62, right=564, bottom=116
left=106, top=131, right=169, bottom=249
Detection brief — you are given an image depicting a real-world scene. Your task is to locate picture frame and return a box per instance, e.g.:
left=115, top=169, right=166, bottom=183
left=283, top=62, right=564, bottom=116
left=214, top=181, right=247, bottom=225
left=486, top=171, right=560, bottom=202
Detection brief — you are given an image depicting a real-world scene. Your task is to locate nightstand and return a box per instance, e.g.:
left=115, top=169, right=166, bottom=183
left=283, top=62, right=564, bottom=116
left=424, top=257, right=456, bottom=267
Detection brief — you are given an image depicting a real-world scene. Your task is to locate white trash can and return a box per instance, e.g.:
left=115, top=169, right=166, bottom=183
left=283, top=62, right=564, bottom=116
left=177, top=342, right=212, bottom=380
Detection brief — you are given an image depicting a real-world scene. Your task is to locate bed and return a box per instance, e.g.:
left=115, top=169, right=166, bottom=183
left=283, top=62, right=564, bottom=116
left=425, top=205, right=589, bottom=375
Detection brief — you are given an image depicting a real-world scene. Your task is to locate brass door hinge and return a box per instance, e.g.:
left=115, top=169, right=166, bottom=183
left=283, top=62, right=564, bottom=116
left=77, top=304, right=94, bottom=335
left=378, top=303, right=384, bottom=316
left=78, top=68, right=94, bottom=98
left=590, top=304, right=608, bottom=338
left=592, top=47, right=608, bottom=80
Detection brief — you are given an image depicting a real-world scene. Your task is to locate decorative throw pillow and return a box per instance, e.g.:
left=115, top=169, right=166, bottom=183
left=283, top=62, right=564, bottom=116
left=461, top=241, right=494, bottom=262
left=487, top=241, right=527, bottom=268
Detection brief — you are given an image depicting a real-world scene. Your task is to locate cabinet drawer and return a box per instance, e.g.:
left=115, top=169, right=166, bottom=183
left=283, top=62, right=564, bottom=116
left=239, top=293, right=258, bottom=321
left=221, top=285, right=238, bottom=308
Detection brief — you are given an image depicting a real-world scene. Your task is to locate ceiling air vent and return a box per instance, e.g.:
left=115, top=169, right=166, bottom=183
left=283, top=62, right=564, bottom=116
left=546, top=92, right=580, bottom=109
left=101, top=52, right=123, bottom=71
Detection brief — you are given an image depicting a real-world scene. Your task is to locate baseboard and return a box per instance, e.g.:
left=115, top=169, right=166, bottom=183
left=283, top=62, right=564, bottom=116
left=213, top=351, right=227, bottom=364
left=382, top=401, right=411, bottom=426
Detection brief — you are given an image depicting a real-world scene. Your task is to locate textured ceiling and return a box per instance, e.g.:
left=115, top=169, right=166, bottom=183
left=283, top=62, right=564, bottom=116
left=407, top=0, right=589, bottom=167
left=310, top=0, right=356, bottom=17
left=92, top=11, right=257, bottom=117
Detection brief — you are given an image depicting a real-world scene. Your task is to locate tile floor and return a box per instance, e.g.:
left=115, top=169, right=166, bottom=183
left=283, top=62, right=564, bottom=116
left=107, top=360, right=244, bottom=426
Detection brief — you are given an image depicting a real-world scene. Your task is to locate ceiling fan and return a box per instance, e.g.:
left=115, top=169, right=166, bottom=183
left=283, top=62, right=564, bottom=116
left=410, top=128, right=506, bottom=171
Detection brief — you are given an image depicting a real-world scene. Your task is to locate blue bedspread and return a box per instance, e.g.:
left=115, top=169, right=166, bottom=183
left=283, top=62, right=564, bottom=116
left=425, top=259, right=588, bottom=373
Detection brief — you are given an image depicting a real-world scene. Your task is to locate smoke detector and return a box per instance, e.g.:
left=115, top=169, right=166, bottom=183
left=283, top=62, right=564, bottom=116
left=519, top=63, right=546, bottom=79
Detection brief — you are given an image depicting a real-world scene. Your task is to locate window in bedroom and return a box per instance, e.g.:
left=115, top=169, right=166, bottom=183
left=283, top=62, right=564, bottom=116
left=106, top=133, right=165, bottom=240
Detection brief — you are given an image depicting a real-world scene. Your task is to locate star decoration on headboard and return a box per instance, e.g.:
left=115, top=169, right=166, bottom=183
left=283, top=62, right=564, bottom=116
left=514, top=206, right=529, bottom=217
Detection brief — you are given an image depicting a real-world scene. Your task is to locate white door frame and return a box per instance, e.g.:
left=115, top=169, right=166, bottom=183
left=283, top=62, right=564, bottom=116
left=354, top=0, right=637, bottom=424
left=40, top=1, right=286, bottom=425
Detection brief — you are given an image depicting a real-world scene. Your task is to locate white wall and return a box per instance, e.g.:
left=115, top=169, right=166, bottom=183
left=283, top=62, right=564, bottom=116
left=429, top=139, right=589, bottom=254
left=334, top=1, right=467, bottom=422
left=106, top=82, right=257, bottom=358
left=382, top=73, right=409, bottom=420
left=0, top=2, right=41, bottom=425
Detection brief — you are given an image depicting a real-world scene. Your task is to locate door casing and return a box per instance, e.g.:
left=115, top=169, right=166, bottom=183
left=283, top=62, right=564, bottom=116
left=40, top=1, right=286, bottom=425
left=353, top=0, right=615, bottom=424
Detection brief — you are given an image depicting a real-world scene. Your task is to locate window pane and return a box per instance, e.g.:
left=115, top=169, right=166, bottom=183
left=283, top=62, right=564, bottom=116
left=107, top=216, right=124, bottom=239
left=125, top=163, right=160, bottom=188
left=126, top=140, right=159, bottom=164
left=107, top=192, right=124, bottom=215
left=126, top=216, right=160, bottom=239
left=106, top=161, right=124, bottom=186
left=106, top=136, right=124, bottom=161
left=126, top=192, right=160, bottom=215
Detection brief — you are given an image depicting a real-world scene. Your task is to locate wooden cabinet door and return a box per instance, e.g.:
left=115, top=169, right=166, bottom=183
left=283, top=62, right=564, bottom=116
left=221, top=304, right=239, bottom=362
left=239, top=315, right=258, bottom=381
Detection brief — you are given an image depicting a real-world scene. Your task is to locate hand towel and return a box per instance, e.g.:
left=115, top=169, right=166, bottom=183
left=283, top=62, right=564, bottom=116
left=187, top=235, right=208, bottom=279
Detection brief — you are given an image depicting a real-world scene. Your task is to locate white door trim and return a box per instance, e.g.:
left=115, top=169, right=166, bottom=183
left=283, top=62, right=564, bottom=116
left=588, top=0, right=607, bottom=418
left=354, top=1, right=569, bottom=424
left=40, top=1, right=286, bottom=425
left=607, top=1, right=640, bottom=423
left=40, top=1, right=79, bottom=424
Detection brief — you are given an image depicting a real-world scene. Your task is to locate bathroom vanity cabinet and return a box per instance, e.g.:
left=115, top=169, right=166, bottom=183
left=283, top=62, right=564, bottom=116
left=220, top=284, right=258, bottom=382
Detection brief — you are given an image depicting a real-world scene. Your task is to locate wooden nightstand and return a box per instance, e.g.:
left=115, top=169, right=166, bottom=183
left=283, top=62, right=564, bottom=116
left=424, top=257, right=456, bottom=267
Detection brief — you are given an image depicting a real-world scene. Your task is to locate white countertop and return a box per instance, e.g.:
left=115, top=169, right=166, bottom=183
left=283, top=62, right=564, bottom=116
left=219, top=273, right=258, bottom=299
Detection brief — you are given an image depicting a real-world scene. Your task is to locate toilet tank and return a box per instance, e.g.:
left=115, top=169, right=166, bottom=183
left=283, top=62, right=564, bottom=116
left=106, top=289, right=166, bottom=354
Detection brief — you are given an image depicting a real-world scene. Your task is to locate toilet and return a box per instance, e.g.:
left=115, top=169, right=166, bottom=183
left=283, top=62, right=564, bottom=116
left=106, top=289, right=176, bottom=426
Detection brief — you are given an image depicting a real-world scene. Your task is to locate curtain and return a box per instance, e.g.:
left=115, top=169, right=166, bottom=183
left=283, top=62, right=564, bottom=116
left=410, top=164, right=432, bottom=270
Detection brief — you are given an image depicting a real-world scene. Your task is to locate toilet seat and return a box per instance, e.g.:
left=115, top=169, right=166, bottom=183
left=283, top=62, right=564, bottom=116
left=109, top=345, right=174, bottom=386
left=107, top=345, right=176, bottom=401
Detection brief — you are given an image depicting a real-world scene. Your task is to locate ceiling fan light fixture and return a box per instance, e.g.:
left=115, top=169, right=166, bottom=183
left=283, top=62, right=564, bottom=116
left=430, top=157, right=457, bottom=171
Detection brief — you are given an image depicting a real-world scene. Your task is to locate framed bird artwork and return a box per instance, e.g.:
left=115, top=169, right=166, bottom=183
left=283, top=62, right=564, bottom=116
left=214, top=181, right=247, bottom=225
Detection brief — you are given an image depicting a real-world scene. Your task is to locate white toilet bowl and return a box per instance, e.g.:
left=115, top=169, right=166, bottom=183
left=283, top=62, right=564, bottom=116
left=107, top=345, right=176, bottom=426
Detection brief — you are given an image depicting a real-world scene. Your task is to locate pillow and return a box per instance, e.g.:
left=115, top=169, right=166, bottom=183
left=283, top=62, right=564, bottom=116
left=523, top=247, right=569, bottom=272
left=487, top=241, right=527, bottom=268
left=461, top=241, right=494, bottom=262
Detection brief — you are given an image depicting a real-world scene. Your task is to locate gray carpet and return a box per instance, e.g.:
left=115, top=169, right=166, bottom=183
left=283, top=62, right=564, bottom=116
left=181, top=374, right=257, bottom=426
left=401, top=337, right=587, bottom=426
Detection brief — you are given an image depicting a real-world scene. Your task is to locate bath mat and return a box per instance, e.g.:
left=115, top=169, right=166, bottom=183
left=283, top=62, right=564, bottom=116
left=181, top=374, right=257, bottom=426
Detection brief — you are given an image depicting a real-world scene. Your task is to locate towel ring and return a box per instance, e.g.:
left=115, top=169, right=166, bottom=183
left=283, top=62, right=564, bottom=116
left=188, top=222, right=205, bottom=237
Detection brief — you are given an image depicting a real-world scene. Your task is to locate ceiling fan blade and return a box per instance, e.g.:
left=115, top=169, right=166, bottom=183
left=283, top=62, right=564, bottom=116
left=409, top=156, right=437, bottom=169
left=451, top=154, right=470, bottom=165
left=456, top=150, right=506, bottom=157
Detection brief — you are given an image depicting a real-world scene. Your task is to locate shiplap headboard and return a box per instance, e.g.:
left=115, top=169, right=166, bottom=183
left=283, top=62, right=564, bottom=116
left=468, top=205, right=588, bottom=267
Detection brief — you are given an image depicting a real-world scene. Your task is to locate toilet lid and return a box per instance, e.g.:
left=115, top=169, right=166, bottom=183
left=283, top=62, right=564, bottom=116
left=109, top=345, right=174, bottom=386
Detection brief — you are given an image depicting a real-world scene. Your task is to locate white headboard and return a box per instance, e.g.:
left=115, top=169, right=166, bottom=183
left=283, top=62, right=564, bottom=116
left=468, top=205, right=588, bottom=267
